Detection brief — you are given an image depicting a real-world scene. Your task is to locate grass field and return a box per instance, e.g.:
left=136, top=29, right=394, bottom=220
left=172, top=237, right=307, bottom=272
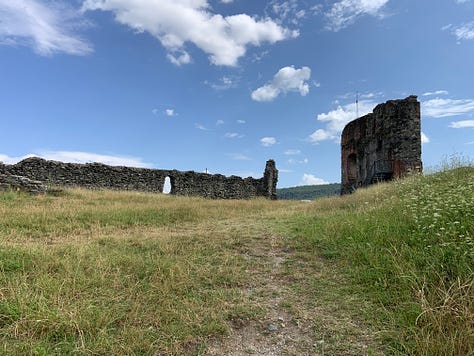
left=1, top=164, right=473, bottom=354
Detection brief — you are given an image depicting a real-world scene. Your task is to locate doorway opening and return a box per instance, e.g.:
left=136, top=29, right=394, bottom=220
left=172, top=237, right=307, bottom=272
left=163, top=176, right=172, bottom=194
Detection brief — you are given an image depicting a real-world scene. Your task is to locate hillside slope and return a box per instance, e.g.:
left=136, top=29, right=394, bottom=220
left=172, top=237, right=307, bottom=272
left=277, top=183, right=341, bottom=200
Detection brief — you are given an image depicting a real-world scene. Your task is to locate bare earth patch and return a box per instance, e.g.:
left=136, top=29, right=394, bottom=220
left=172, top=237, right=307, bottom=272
left=206, top=228, right=382, bottom=355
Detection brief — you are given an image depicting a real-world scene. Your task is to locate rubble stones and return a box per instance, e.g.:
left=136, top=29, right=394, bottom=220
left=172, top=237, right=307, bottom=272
left=0, top=173, right=47, bottom=194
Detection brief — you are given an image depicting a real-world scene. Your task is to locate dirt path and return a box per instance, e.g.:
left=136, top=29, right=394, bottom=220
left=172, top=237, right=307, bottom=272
left=205, top=224, right=381, bottom=355
left=206, top=231, right=319, bottom=355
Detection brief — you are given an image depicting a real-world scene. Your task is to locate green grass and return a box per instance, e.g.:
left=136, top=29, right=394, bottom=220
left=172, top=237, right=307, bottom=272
left=0, top=164, right=473, bottom=354
left=288, top=165, right=474, bottom=354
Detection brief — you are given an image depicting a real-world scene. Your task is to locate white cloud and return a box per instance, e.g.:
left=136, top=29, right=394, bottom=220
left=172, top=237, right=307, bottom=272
left=308, top=99, right=376, bottom=142
left=449, top=120, right=474, bottom=128
left=224, top=132, right=244, bottom=138
left=152, top=108, right=159, bottom=115
left=82, top=0, right=297, bottom=66
left=0, top=153, right=36, bottom=164
left=443, top=22, right=474, bottom=41
left=422, top=98, right=474, bottom=118
left=167, top=50, right=192, bottom=66
left=325, top=0, right=389, bottom=31
left=195, top=123, right=209, bottom=131
left=421, top=132, right=430, bottom=143
left=453, top=22, right=474, bottom=41
left=300, top=173, right=329, bottom=185
left=284, top=149, right=301, bottom=155
left=309, top=129, right=334, bottom=142
left=216, top=120, right=225, bottom=126
left=228, top=153, right=251, bottom=160
left=422, top=90, right=449, bottom=97
left=260, top=137, right=277, bottom=147
left=165, top=109, right=175, bottom=116
left=0, top=0, right=92, bottom=56
left=288, top=158, right=308, bottom=164
left=0, top=151, right=153, bottom=168
left=251, top=66, right=311, bottom=102
left=271, top=0, right=306, bottom=25
left=237, top=120, right=246, bottom=124
left=206, top=76, right=240, bottom=90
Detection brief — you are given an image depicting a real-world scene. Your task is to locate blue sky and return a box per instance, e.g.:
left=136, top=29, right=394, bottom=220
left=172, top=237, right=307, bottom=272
left=1, top=0, right=473, bottom=188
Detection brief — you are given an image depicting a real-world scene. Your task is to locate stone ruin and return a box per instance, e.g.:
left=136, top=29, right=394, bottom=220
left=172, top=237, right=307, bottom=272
left=340, top=95, right=422, bottom=194
left=0, top=158, right=278, bottom=199
left=2, top=96, right=424, bottom=198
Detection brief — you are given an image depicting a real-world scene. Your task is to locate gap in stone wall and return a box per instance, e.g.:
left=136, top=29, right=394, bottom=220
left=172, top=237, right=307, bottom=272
left=163, top=176, right=171, bottom=194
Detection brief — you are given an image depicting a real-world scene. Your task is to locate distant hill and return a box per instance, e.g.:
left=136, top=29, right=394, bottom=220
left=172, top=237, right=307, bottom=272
left=277, top=183, right=341, bottom=200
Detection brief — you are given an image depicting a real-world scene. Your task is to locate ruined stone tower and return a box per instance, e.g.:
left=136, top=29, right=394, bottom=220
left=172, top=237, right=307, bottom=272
left=341, top=95, right=422, bottom=194
left=262, top=159, right=278, bottom=200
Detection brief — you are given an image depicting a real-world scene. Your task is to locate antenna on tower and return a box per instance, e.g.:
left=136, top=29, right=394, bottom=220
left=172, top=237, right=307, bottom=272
left=356, top=91, right=359, bottom=119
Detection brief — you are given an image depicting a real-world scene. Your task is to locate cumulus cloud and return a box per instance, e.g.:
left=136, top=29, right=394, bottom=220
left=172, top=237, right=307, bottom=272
left=301, top=173, right=329, bottom=185
left=309, top=129, right=334, bottom=142
left=82, top=0, right=297, bottom=66
left=237, top=120, right=246, bottom=124
left=449, top=120, right=474, bottom=128
left=165, top=109, right=175, bottom=116
left=167, top=50, right=192, bottom=66
left=0, top=0, right=92, bottom=56
left=0, top=151, right=153, bottom=167
left=284, top=149, right=301, bottom=155
left=325, top=0, right=389, bottom=31
left=260, top=137, right=277, bottom=147
left=421, top=132, right=430, bottom=143
left=308, top=99, right=376, bottom=142
left=422, top=98, right=474, bottom=118
left=251, top=66, right=311, bottom=102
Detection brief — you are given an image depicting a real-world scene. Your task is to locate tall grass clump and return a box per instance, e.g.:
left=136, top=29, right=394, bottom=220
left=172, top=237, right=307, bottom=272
left=290, top=164, right=473, bottom=354
left=398, top=165, right=473, bottom=354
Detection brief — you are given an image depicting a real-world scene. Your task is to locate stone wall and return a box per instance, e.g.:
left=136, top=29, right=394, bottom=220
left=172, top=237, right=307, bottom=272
left=2, top=157, right=278, bottom=199
left=0, top=173, right=47, bottom=194
left=341, top=95, right=422, bottom=194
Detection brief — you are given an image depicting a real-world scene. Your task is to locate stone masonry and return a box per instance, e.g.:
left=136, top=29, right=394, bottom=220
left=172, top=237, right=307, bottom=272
left=341, top=95, right=422, bottom=194
left=1, top=158, right=278, bottom=199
